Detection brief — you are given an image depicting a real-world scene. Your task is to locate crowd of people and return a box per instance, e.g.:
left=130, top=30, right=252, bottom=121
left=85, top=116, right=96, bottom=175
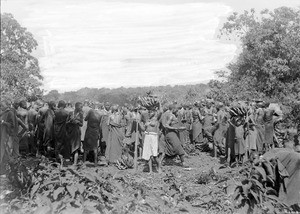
left=0, top=97, right=299, bottom=175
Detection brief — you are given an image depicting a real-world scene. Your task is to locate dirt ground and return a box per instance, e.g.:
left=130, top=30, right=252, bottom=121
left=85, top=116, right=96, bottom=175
left=0, top=151, right=258, bottom=214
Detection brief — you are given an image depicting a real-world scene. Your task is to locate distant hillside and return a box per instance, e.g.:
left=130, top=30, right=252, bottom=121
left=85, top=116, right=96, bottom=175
left=43, top=84, right=210, bottom=105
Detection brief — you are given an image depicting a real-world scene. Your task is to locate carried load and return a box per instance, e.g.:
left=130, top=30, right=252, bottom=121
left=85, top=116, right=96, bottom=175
left=138, top=91, right=160, bottom=110
left=229, top=105, right=250, bottom=119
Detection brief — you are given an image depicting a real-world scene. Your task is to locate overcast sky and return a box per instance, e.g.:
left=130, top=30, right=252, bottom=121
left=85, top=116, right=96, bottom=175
left=1, top=0, right=299, bottom=92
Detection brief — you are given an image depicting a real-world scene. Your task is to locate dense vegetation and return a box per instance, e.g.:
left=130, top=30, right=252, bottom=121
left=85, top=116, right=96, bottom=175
left=43, top=84, right=210, bottom=106
left=0, top=13, right=43, bottom=101
left=1, top=150, right=298, bottom=214
left=208, top=6, right=300, bottom=125
left=210, top=7, right=300, bottom=101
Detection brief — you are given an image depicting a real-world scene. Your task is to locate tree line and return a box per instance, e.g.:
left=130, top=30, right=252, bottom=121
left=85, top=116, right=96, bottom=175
left=43, top=84, right=210, bottom=106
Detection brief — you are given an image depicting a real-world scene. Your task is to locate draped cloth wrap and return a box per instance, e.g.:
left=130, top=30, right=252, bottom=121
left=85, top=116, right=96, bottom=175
left=66, top=111, right=83, bottom=154
left=264, top=149, right=300, bottom=206
left=264, top=109, right=275, bottom=148
left=84, top=109, right=101, bottom=152
left=81, top=106, right=91, bottom=141
left=43, top=109, right=55, bottom=149
left=162, top=112, right=185, bottom=157
left=100, top=114, right=109, bottom=143
left=192, top=109, right=203, bottom=143
left=255, top=108, right=265, bottom=152
left=54, top=109, right=69, bottom=158
left=225, top=122, right=236, bottom=163
left=105, top=113, right=125, bottom=163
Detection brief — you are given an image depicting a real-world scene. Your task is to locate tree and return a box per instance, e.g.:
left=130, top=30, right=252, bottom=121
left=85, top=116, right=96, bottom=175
left=1, top=13, right=43, bottom=100
left=44, top=90, right=60, bottom=102
left=213, top=7, right=300, bottom=102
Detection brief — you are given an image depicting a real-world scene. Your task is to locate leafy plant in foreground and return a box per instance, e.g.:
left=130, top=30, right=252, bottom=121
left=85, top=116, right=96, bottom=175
left=233, top=160, right=292, bottom=214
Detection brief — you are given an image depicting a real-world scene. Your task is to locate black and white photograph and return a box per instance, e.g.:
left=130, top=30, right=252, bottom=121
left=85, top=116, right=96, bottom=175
left=0, top=0, right=300, bottom=213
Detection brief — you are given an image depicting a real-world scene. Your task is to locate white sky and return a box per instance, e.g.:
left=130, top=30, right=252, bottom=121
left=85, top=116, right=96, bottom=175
left=1, top=0, right=299, bottom=92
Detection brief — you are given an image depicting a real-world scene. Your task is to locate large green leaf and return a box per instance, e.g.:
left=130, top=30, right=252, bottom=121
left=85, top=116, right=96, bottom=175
left=85, top=173, right=96, bottom=183
left=253, top=166, right=267, bottom=181
left=31, top=183, right=40, bottom=199
left=33, top=206, right=51, bottom=214
left=53, top=187, right=65, bottom=200
left=77, top=183, right=86, bottom=194
left=61, top=207, right=83, bottom=214
left=66, top=185, right=77, bottom=198
left=83, top=206, right=101, bottom=214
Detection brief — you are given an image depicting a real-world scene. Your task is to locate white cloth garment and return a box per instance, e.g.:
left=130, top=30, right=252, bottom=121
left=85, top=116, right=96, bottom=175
left=142, top=132, right=158, bottom=160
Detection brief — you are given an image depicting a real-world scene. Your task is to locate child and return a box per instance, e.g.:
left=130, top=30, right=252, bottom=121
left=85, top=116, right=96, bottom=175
left=234, top=116, right=246, bottom=165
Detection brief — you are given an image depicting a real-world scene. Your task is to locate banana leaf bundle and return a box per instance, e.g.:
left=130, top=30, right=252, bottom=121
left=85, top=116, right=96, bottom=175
left=138, top=96, right=160, bottom=110
left=229, top=105, right=251, bottom=139
left=229, top=105, right=250, bottom=119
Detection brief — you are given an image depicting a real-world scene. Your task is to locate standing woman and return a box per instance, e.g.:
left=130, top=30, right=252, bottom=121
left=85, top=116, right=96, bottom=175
left=246, top=103, right=257, bottom=156
left=177, top=105, right=187, bottom=146
left=213, top=102, right=228, bottom=156
left=105, top=105, right=125, bottom=164
left=191, top=104, right=204, bottom=147
left=162, top=105, right=187, bottom=167
left=43, top=101, right=56, bottom=156
left=83, top=103, right=101, bottom=165
left=264, top=104, right=275, bottom=151
left=142, top=111, right=161, bottom=173
left=226, top=115, right=236, bottom=165
left=54, top=100, right=69, bottom=165
left=254, top=101, right=265, bottom=154
left=99, top=102, right=111, bottom=157
left=203, top=101, right=216, bottom=149
left=66, top=102, right=83, bottom=165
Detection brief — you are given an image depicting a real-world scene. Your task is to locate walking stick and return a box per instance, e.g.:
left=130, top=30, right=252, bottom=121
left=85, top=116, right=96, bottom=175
left=244, top=113, right=249, bottom=163
left=134, top=120, right=139, bottom=172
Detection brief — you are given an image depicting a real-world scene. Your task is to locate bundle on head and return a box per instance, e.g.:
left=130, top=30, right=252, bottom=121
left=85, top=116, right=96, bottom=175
left=138, top=96, right=159, bottom=110
left=229, top=105, right=249, bottom=119
left=230, top=105, right=252, bottom=139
